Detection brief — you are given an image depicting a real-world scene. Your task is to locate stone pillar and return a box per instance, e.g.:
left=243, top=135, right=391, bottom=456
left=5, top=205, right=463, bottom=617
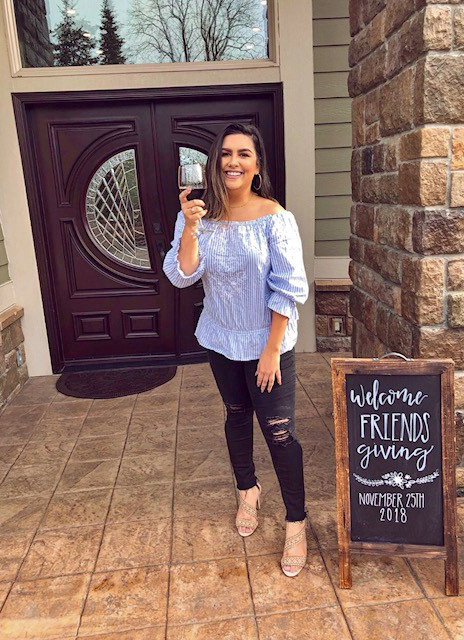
left=0, top=305, right=28, bottom=409
left=348, top=0, right=464, bottom=480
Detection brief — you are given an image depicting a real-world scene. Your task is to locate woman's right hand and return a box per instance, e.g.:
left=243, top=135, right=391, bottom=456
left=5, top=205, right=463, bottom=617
left=179, top=189, right=207, bottom=231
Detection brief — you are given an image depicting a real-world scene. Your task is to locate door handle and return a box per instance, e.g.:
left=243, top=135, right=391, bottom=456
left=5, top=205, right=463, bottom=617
left=156, top=239, right=166, bottom=261
left=152, top=222, right=166, bottom=260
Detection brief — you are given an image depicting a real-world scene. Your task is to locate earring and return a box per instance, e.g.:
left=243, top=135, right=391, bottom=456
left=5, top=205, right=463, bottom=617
left=254, top=174, right=262, bottom=190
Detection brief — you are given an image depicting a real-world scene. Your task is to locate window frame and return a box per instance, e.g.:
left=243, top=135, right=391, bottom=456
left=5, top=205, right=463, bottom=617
left=3, top=0, right=279, bottom=77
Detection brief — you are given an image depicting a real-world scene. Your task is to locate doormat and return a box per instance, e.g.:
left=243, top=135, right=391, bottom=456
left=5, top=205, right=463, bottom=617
left=56, top=366, right=177, bottom=399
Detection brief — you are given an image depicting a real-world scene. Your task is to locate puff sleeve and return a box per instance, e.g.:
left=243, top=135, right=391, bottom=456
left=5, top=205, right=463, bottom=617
left=266, top=213, right=309, bottom=320
left=162, top=211, right=206, bottom=288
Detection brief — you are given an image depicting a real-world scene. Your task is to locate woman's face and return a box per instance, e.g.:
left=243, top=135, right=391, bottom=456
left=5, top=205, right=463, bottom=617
left=221, top=133, right=259, bottom=193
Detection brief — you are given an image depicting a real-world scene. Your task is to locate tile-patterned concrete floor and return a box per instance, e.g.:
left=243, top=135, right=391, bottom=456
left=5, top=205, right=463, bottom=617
left=0, top=352, right=462, bottom=639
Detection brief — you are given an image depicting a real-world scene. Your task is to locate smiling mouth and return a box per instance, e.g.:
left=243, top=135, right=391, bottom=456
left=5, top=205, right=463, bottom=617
left=224, top=171, right=244, bottom=177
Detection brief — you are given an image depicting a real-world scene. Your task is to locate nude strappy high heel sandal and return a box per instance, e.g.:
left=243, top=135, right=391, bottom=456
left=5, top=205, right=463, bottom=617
left=235, top=481, right=262, bottom=538
left=281, top=519, right=307, bottom=577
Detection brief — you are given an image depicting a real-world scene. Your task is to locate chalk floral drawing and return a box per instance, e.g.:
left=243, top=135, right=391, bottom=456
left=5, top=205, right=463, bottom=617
left=353, top=469, right=440, bottom=490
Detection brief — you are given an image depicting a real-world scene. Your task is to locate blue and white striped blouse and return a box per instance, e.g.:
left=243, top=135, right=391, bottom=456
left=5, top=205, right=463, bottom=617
left=163, top=210, right=309, bottom=361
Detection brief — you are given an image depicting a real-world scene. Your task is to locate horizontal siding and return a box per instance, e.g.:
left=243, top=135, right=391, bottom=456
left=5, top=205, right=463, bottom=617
left=0, top=264, right=10, bottom=285
left=315, top=148, right=352, bottom=173
left=315, top=97, right=351, bottom=124
left=0, top=242, right=8, bottom=267
left=314, top=72, right=349, bottom=98
left=316, top=195, right=352, bottom=219
left=313, top=19, right=350, bottom=46
left=0, top=223, right=9, bottom=285
left=315, top=240, right=350, bottom=256
left=315, top=172, right=351, bottom=196
left=313, top=45, right=349, bottom=72
left=315, top=123, right=352, bottom=148
left=316, top=218, right=351, bottom=241
left=313, top=0, right=351, bottom=258
left=313, top=0, right=349, bottom=19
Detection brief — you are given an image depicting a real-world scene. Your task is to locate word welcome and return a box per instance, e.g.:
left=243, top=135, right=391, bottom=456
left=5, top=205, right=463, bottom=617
left=350, top=379, right=428, bottom=410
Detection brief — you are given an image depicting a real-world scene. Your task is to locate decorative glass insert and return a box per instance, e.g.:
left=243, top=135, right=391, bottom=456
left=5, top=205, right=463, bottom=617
left=86, top=149, right=151, bottom=269
left=13, top=0, right=269, bottom=68
left=179, top=147, right=208, bottom=167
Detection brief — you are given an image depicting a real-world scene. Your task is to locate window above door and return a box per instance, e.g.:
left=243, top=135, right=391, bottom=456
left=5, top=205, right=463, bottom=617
left=5, top=0, right=278, bottom=75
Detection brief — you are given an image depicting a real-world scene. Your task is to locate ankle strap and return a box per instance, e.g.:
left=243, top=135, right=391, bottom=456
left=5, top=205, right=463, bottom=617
left=283, top=526, right=306, bottom=552
left=238, top=496, right=258, bottom=519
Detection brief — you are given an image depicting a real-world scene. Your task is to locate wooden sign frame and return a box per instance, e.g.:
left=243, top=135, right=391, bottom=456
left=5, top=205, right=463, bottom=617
left=331, top=357, right=459, bottom=596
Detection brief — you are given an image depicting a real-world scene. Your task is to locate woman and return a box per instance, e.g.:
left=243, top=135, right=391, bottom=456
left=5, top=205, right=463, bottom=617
left=163, top=123, right=309, bottom=577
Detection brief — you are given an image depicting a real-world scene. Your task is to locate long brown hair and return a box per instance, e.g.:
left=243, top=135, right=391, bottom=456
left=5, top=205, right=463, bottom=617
left=203, top=123, right=275, bottom=220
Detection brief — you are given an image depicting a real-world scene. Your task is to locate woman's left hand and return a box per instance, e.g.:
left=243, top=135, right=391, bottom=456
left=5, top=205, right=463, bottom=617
left=256, top=347, right=282, bottom=393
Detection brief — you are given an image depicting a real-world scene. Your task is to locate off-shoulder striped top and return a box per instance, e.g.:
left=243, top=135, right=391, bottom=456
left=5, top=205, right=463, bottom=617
left=163, top=210, right=309, bottom=361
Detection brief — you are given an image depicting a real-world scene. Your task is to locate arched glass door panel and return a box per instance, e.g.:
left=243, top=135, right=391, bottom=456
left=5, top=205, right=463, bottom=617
left=85, top=149, right=151, bottom=269
left=179, top=147, right=208, bottom=167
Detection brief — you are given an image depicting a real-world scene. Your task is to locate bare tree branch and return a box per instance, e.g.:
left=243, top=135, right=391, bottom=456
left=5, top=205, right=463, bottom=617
left=129, top=0, right=265, bottom=63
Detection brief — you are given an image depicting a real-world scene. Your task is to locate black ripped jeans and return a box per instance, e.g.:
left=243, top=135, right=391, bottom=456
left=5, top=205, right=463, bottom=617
left=207, top=348, right=306, bottom=522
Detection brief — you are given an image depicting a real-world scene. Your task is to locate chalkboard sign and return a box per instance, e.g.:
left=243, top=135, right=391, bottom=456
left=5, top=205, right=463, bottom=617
left=331, top=357, right=459, bottom=596
left=347, top=373, right=443, bottom=546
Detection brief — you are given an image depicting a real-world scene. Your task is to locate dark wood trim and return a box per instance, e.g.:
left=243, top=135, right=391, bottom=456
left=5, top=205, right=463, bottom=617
left=61, top=350, right=208, bottom=372
left=331, top=357, right=459, bottom=596
left=332, top=358, right=453, bottom=376
left=441, top=363, right=459, bottom=595
left=12, top=83, right=284, bottom=104
left=270, top=85, right=285, bottom=206
left=350, top=542, right=447, bottom=558
left=12, top=95, right=63, bottom=373
left=332, top=359, right=352, bottom=588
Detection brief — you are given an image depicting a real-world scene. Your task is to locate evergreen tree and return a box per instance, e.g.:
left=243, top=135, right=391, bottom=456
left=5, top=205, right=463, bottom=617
left=99, top=0, right=126, bottom=65
left=53, top=0, right=98, bottom=66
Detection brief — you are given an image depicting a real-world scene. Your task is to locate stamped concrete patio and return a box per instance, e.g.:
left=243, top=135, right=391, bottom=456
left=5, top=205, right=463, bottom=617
left=0, top=352, right=462, bottom=639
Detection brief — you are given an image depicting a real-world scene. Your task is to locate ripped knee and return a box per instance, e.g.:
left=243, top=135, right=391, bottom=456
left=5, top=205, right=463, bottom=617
left=267, top=417, right=296, bottom=446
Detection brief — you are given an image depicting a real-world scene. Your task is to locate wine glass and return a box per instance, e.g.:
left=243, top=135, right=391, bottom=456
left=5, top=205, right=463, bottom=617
left=178, top=163, right=210, bottom=234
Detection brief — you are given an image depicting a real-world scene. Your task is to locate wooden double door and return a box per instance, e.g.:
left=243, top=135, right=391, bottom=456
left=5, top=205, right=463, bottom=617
left=14, top=85, right=284, bottom=372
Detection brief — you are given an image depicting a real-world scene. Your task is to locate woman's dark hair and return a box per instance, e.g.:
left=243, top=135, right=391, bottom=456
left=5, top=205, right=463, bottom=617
left=203, top=122, right=275, bottom=219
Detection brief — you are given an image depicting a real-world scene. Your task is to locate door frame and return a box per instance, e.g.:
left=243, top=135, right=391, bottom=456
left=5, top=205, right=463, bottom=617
left=12, top=83, right=285, bottom=372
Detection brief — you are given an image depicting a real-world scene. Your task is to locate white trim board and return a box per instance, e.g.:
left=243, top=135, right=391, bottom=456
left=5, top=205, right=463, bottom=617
left=0, top=280, right=15, bottom=311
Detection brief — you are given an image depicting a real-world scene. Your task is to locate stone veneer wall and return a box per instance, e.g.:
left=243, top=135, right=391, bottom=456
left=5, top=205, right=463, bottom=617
left=0, top=306, right=28, bottom=410
left=315, top=279, right=353, bottom=351
left=349, top=0, right=464, bottom=479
